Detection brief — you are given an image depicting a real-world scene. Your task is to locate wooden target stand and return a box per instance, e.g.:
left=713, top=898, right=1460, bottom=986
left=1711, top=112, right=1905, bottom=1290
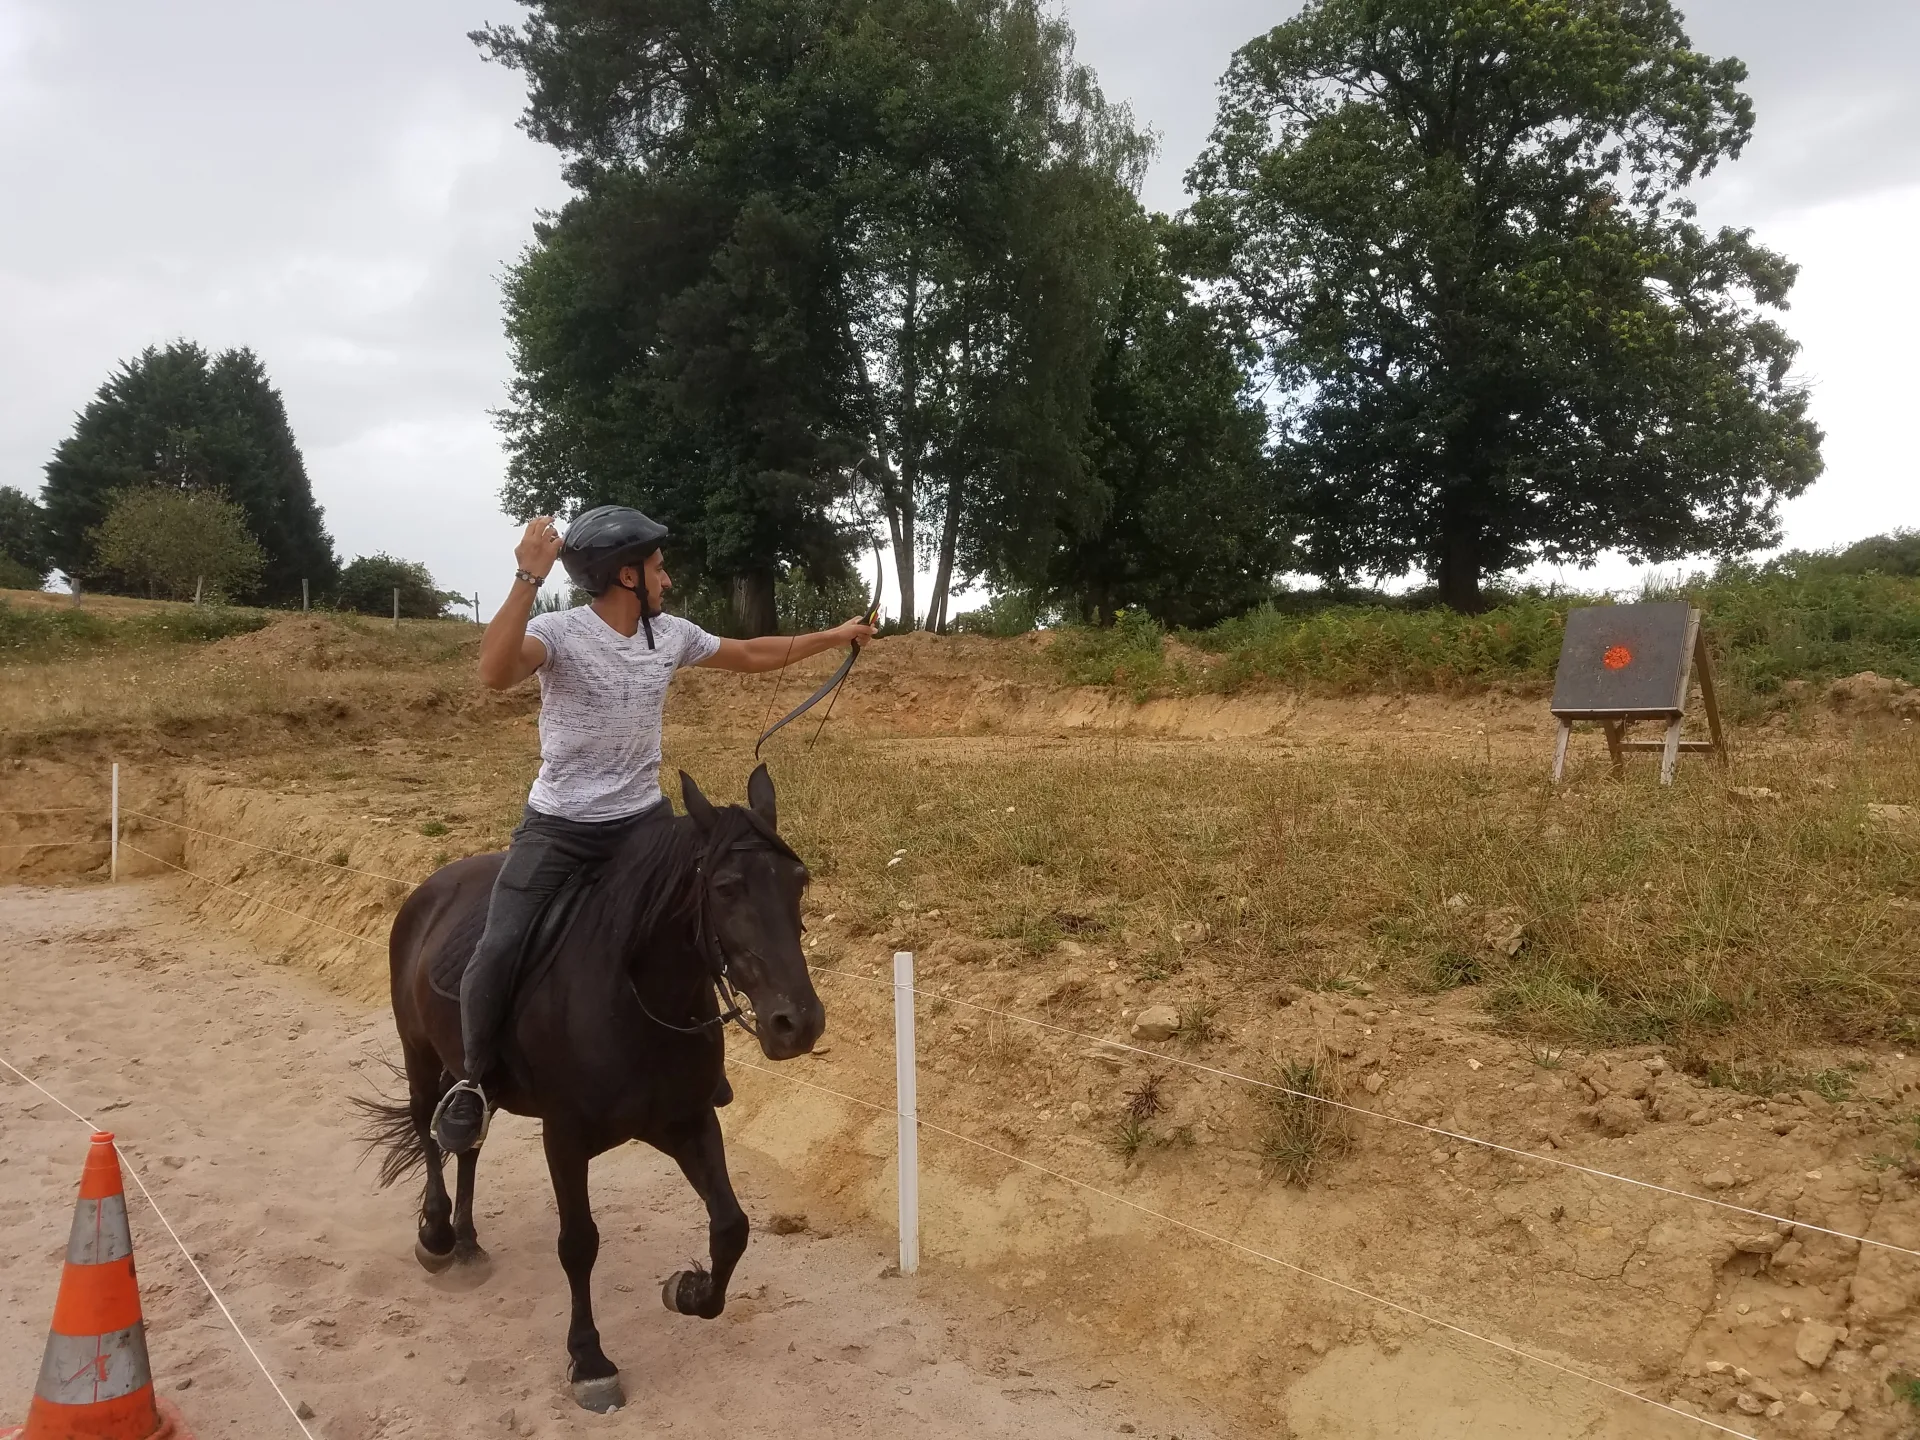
left=1549, top=602, right=1725, bottom=786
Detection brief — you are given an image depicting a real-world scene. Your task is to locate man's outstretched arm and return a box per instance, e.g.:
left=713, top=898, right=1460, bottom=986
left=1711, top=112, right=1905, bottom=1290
left=698, top=617, right=877, bottom=674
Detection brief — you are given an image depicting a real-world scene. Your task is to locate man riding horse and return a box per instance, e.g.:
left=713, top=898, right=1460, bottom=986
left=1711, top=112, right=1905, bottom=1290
left=430, top=506, right=877, bottom=1155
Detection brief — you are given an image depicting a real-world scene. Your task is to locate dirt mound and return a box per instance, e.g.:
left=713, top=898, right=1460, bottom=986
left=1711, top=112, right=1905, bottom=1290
left=204, top=615, right=476, bottom=672
left=203, top=615, right=395, bottom=670
left=1826, top=672, right=1920, bottom=721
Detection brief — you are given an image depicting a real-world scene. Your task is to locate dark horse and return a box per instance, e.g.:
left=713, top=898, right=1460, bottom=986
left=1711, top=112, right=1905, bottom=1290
left=362, top=765, right=824, bottom=1412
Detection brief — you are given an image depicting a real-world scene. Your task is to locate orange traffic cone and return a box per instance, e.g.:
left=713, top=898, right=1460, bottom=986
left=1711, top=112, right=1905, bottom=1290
left=3, top=1134, right=191, bottom=1440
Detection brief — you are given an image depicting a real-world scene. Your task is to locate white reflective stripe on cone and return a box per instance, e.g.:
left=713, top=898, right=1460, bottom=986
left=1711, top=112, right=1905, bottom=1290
left=65, top=1194, right=133, bottom=1265
left=35, top=1323, right=154, bottom=1405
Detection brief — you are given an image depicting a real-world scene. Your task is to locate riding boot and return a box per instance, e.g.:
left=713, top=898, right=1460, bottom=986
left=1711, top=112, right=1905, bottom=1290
left=432, top=1078, right=490, bottom=1154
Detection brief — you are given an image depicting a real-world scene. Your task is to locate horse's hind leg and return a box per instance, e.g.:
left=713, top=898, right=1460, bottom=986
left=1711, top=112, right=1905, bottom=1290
left=404, top=1040, right=457, bottom=1272
left=660, top=1109, right=749, bottom=1322
left=451, top=1148, right=488, bottom=1264
left=543, top=1125, right=622, bottom=1412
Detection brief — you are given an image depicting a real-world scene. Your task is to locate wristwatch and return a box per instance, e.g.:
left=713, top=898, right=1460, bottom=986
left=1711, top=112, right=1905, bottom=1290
left=514, top=568, right=545, bottom=588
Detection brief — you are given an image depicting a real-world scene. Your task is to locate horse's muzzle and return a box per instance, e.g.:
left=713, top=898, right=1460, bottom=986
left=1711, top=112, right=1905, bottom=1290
left=756, top=992, right=825, bottom=1060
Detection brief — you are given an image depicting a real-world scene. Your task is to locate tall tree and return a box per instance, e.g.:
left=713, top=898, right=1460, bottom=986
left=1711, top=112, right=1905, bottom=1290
left=478, top=0, right=1147, bottom=633
left=1045, top=215, right=1286, bottom=628
left=497, top=173, right=862, bottom=636
left=41, top=343, right=337, bottom=603
left=821, top=0, right=1148, bottom=627
left=0, top=486, right=52, bottom=590
left=1190, top=0, right=1824, bottom=610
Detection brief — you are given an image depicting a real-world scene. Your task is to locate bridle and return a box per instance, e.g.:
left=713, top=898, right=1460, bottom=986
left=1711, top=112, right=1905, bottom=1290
left=626, top=828, right=799, bottom=1041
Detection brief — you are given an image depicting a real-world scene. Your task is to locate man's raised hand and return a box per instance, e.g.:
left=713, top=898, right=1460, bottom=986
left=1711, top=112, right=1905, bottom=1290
left=516, top=515, right=564, bottom=580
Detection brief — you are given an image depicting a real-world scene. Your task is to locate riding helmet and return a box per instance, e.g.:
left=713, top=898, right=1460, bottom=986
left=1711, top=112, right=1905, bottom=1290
left=560, top=506, right=671, bottom=596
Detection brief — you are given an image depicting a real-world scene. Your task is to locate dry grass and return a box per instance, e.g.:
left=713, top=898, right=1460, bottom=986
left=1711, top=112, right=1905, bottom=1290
left=9, top=606, right=1916, bottom=1059
left=0, top=614, right=482, bottom=746
left=1258, top=1056, right=1352, bottom=1187
left=681, top=723, right=1920, bottom=1051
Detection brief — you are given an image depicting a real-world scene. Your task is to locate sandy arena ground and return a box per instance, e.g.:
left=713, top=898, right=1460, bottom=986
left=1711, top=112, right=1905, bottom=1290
left=0, top=882, right=1227, bottom=1440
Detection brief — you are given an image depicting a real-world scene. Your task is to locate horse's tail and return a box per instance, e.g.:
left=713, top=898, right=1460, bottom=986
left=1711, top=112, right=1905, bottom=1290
left=351, top=1059, right=429, bottom=1189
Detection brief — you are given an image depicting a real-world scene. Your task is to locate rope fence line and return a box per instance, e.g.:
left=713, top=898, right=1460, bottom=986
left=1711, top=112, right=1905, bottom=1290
left=124, top=810, right=419, bottom=889
left=804, top=961, right=1919, bottom=1260
left=0, top=838, right=100, bottom=851
left=731, top=1055, right=1755, bottom=1440
left=2, top=805, right=95, bottom=815
left=107, top=795, right=1918, bottom=1260
left=0, top=1052, right=318, bottom=1440
left=121, top=843, right=386, bottom=952
left=98, top=795, right=1918, bottom=1257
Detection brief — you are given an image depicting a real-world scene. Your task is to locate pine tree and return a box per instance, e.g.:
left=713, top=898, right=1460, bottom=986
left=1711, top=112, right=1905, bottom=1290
left=42, top=342, right=337, bottom=604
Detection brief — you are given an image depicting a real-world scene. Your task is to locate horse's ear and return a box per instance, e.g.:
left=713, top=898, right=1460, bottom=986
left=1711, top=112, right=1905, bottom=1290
left=679, top=771, right=718, bottom=832
left=746, top=763, right=777, bottom=829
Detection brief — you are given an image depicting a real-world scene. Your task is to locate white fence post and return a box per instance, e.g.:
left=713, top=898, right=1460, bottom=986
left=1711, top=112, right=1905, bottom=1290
left=893, top=949, right=920, bottom=1275
left=110, top=762, right=119, bottom=883
left=392, top=587, right=400, bottom=629
left=302, top=578, right=310, bottom=613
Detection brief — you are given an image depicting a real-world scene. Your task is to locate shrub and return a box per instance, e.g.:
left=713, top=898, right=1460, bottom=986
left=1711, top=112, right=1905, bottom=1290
left=0, top=553, right=45, bottom=591
left=336, top=554, right=462, bottom=619
left=953, top=591, right=1049, bottom=637
left=0, top=486, right=51, bottom=587
left=89, top=487, right=265, bottom=602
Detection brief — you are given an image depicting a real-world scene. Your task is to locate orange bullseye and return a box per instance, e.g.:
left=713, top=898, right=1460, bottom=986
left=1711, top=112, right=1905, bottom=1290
left=1602, top=645, right=1632, bottom=670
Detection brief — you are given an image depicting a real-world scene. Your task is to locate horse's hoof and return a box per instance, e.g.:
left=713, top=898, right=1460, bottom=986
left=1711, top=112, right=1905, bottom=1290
left=453, top=1240, right=490, bottom=1266
left=572, top=1375, right=624, bottom=1413
left=661, top=1271, right=687, bottom=1312
left=414, top=1239, right=456, bottom=1274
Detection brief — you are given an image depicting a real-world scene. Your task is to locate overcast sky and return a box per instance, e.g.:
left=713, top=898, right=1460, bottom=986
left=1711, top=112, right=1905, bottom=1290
left=2, top=0, right=1914, bottom=612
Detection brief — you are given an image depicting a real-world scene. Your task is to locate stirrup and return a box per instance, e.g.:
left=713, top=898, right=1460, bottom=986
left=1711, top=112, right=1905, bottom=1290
left=431, top=1079, right=492, bottom=1153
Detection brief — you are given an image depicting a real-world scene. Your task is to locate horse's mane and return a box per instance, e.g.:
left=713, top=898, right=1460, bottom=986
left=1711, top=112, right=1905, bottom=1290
left=599, top=812, right=703, bottom=945
left=596, top=803, right=802, bottom=950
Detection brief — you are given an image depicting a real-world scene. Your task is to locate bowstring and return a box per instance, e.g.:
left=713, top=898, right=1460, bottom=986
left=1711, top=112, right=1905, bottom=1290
left=805, top=552, right=884, bottom=753
left=755, top=630, right=802, bottom=757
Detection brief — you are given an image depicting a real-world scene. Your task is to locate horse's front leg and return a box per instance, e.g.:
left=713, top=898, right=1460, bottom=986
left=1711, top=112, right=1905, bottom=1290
left=542, top=1125, right=623, bottom=1413
left=660, top=1108, right=749, bottom=1321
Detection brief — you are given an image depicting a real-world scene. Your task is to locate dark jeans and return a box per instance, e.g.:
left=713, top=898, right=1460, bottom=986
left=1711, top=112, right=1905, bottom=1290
left=459, top=799, right=670, bottom=1083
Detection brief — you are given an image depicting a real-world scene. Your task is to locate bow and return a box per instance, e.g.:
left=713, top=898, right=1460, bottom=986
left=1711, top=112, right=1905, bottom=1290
left=754, top=548, right=884, bottom=759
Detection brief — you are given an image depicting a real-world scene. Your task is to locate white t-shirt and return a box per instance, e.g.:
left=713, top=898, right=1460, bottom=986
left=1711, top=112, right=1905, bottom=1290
left=522, top=607, right=721, bottom=822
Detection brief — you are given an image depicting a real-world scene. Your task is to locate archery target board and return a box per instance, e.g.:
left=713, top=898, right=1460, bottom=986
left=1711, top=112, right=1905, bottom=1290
left=1550, top=602, right=1695, bottom=717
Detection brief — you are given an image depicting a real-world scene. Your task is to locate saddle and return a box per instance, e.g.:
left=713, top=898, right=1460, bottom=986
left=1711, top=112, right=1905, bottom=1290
left=428, top=863, right=602, bottom=1004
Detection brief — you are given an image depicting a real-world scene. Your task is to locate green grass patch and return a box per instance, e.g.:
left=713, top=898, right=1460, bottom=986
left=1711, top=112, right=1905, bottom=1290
left=1697, top=1061, right=1858, bottom=1102
left=1043, top=560, right=1920, bottom=709
left=0, top=599, right=268, bottom=662
left=1888, top=1372, right=1920, bottom=1411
